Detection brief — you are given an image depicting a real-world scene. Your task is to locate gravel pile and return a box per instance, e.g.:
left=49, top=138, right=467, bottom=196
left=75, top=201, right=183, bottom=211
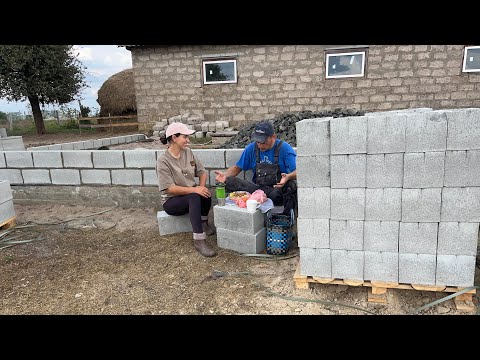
left=218, top=108, right=365, bottom=148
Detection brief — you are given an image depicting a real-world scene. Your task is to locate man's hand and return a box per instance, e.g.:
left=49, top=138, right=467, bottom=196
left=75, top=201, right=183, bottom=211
left=214, top=170, right=226, bottom=184
left=273, top=173, right=288, bottom=188
left=193, top=186, right=211, bottom=198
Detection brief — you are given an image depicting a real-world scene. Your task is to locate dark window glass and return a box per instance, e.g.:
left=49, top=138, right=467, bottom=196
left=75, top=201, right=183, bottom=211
left=204, top=61, right=235, bottom=83
left=464, top=47, right=480, bottom=71
left=327, top=53, right=365, bottom=78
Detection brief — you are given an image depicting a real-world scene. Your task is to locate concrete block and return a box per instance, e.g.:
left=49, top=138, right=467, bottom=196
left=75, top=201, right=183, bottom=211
left=331, top=188, right=365, bottom=220
left=60, top=143, right=74, bottom=150
left=364, top=251, right=399, bottom=283
left=93, top=139, right=104, bottom=148
left=0, top=169, right=23, bottom=184
left=0, top=200, right=16, bottom=223
left=399, top=222, right=438, bottom=254
left=142, top=169, right=158, bottom=186
left=50, top=169, right=81, bottom=185
left=446, top=108, right=480, bottom=150
left=296, top=118, right=331, bottom=156
left=402, top=188, right=441, bottom=222
left=21, top=169, right=51, bottom=184
left=80, top=170, right=111, bottom=185
left=0, top=153, right=5, bottom=168
left=5, top=152, right=33, bottom=168
left=157, top=211, right=192, bottom=236
left=331, top=116, right=367, bottom=154
left=213, top=204, right=265, bottom=234
left=111, top=169, right=143, bottom=185
left=437, top=222, right=479, bottom=256
left=32, top=151, right=63, bottom=168
left=192, top=149, right=225, bottom=168
left=124, top=150, right=157, bottom=168
left=0, top=180, right=12, bottom=204
left=299, top=248, right=331, bottom=278
left=405, top=111, right=447, bottom=152
left=296, top=155, right=330, bottom=188
left=62, top=151, right=93, bottom=168
left=110, top=137, right=119, bottom=145
left=330, top=220, right=364, bottom=251
left=364, top=221, right=399, bottom=252
left=298, top=187, right=330, bottom=219
left=444, top=150, right=480, bottom=187
left=216, top=227, right=266, bottom=254
left=93, top=150, right=125, bottom=168
left=366, top=153, right=403, bottom=188
left=367, top=113, right=406, bottom=154
left=331, top=250, right=364, bottom=281
left=297, top=218, right=329, bottom=249
left=1, top=137, right=25, bottom=151
left=225, top=149, right=244, bottom=167
left=399, top=254, right=436, bottom=285
left=82, top=140, right=94, bottom=149
left=365, top=188, right=402, bottom=221
left=330, top=154, right=366, bottom=188
left=441, top=187, right=480, bottom=222
left=403, top=152, right=445, bottom=188
left=436, top=255, right=476, bottom=287
left=72, top=141, right=85, bottom=150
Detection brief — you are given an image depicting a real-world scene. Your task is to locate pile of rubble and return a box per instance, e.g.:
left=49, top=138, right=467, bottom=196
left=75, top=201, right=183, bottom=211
left=218, top=108, right=365, bottom=148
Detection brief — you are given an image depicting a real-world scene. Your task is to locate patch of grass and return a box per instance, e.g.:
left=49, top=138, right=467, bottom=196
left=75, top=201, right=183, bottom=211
left=8, top=119, right=95, bottom=136
left=3, top=255, right=14, bottom=263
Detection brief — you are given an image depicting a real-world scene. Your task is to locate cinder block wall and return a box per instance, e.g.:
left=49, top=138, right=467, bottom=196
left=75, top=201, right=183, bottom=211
left=0, top=148, right=254, bottom=188
left=296, top=108, right=480, bottom=288
left=129, top=45, right=480, bottom=131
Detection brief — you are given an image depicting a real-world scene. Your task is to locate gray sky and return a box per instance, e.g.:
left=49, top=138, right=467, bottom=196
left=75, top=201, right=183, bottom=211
left=0, top=45, right=132, bottom=114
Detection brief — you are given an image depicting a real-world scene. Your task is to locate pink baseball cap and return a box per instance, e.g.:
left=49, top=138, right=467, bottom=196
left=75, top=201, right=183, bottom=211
left=166, top=122, right=196, bottom=138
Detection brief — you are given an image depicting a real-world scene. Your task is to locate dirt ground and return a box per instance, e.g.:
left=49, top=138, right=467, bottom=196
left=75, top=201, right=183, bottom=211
left=2, top=130, right=477, bottom=315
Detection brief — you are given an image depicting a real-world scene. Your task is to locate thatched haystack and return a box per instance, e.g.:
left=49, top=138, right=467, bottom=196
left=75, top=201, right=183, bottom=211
left=97, top=68, right=136, bottom=116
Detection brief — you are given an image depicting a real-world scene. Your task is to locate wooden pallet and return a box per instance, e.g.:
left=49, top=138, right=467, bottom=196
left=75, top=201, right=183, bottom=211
left=293, top=263, right=477, bottom=312
left=0, top=216, right=16, bottom=230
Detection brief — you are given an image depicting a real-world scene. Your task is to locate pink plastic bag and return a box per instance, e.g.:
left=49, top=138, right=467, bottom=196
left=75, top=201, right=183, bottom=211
left=248, top=189, right=267, bottom=204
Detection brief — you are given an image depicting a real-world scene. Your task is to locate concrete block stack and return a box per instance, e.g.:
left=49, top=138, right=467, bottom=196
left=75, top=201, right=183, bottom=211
left=296, top=108, right=480, bottom=287
left=213, top=204, right=266, bottom=254
left=0, top=180, right=15, bottom=225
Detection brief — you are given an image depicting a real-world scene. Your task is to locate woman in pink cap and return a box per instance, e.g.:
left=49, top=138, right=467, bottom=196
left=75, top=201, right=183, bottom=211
left=156, top=122, right=216, bottom=257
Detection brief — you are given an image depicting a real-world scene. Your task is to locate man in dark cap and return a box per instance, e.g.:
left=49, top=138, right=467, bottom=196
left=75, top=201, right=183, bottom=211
left=214, top=121, right=297, bottom=215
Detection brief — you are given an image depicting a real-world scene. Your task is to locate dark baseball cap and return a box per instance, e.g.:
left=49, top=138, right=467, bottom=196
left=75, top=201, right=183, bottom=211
left=251, top=121, right=274, bottom=143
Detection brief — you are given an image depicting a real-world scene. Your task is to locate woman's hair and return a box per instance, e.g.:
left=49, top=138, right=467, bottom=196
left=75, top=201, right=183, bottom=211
left=160, top=133, right=181, bottom=145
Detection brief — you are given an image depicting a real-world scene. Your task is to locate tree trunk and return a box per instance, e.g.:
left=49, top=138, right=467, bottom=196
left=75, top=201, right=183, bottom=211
left=28, top=95, right=46, bottom=135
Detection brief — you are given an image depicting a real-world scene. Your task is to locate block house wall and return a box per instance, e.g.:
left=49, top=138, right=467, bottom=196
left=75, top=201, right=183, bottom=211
left=129, top=45, right=480, bottom=132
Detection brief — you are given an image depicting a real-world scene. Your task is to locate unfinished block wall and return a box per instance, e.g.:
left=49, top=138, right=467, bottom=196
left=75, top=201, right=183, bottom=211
left=0, top=180, right=15, bottom=224
left=296, top=108, right=480, bottom=287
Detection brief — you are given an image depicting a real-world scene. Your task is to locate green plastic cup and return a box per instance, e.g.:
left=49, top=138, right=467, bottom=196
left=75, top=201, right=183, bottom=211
left=215, top=183, right=226, bottom=205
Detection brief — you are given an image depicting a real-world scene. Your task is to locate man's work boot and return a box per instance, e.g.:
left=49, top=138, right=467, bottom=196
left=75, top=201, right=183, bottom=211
left=193, top=232, right=217, bottom=257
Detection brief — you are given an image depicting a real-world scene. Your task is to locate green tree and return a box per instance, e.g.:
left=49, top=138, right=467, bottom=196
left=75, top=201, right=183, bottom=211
left=0, top=111, right=6, bottom=121
left=0, top=45, right=86, bottom=135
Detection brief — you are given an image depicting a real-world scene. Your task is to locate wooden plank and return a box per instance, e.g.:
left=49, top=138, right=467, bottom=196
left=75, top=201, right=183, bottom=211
left=371, top=286, right=388, bottom=295
left=312, top=277, right=335, bottom=284
left=367, top=288, right=387, bottom=303
left=411, top=284, right=446, bottom=292
left=78, top=115, right=137, bottom=121
left=344, top=279, right=364, bottom=286
left=371, top=281, right=399, bottom=288
left=0, top=215, right=16, bottom=229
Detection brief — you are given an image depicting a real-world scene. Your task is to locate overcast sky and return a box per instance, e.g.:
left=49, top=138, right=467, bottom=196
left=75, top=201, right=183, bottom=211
left=0, top=45, right=133, bottom=114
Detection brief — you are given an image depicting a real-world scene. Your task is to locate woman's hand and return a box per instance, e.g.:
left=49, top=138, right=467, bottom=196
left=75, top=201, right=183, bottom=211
left=194, top=186, right=211, bottom=198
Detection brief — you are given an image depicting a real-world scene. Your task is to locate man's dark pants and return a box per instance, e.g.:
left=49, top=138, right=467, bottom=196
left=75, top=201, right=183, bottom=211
left=225, top=177, right=297, bottom=215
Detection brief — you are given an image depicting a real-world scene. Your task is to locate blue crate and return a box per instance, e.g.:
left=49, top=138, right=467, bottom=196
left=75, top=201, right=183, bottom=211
left=266, top=209, right=294, bottom=255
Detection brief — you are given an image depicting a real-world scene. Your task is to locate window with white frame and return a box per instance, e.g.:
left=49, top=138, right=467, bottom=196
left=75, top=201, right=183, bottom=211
left=325, top=51, right=366, bottom=79
left=202, top=59, right=237, bottom=84
left=462, top=46, right=480, bottom=73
